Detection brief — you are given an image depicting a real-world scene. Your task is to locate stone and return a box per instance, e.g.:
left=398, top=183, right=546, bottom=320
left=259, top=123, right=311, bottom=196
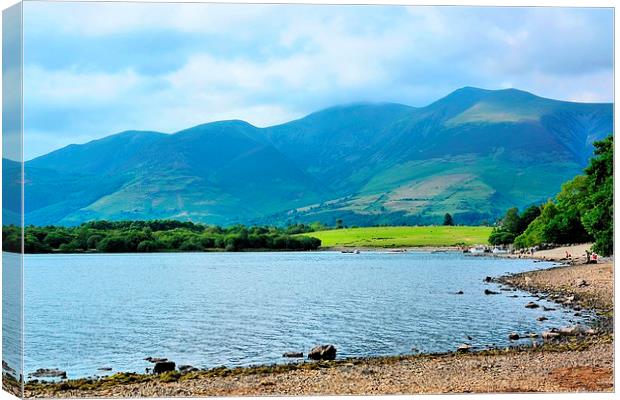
left=308, top=344, right=337, bottom=360
left=542, top=331, right=560, bottom=340
left=537, top=316, right=548, bottom=321
left=455, top=290, right=464, bottom=295
left=456, top=344, right=471, bottom=353
left=178, top=365, right=198, bottom=373
left=558, top=325, right=584, bottom=336
left=508, top=332, right=520, bottom=340
left=30, top=368, right=67, bottom=379
left=144, top=357, right=168, bottom=363
left=282, top=352, right=304, bottom=358
left=153, top=361, right=176, bottom=374
left=484, top=289, right=499, bottom=295
left=484, top=276, right=493, bottom=283
left=525, top=302, right=539, bottom=309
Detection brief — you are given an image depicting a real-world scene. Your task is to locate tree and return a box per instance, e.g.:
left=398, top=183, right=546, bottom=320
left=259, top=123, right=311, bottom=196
left=518, top=205, right=542, bottom=233
left=581, top=136, right=613, bottom=255
left=443, top=213, right=454, bottom=226
left=335, top=219, right=344, bottom=229
left=501, top=208, right=521, bottom=236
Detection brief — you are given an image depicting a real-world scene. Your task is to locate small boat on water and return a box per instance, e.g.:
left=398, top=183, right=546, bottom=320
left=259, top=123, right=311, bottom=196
left=469, top=245, right=486, bottom=254
left=341, top=249, right=361, bottom=254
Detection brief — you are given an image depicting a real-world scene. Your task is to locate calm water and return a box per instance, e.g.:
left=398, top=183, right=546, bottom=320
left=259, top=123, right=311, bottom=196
left=22, top=251, right=590, bottom=379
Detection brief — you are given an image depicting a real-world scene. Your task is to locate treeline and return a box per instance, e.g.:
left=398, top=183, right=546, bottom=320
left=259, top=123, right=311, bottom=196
left=2, top=220, right=322, bottom=254
left=489, top=135, right=613, bottom=256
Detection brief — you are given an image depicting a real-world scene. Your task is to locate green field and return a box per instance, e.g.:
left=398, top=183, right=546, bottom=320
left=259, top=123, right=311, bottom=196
left=302, top=226, right=492, bottom=248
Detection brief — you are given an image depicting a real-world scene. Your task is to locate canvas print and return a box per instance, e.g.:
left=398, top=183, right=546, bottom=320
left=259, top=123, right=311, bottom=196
left=1, top=1, right=614, bottom=397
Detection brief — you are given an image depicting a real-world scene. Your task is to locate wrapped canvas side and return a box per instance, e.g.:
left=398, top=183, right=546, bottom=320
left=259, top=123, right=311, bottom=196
left=2, top=2, right=23, bottom=398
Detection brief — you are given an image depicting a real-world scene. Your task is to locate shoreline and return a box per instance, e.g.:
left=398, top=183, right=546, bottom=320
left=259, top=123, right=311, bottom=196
left=17, top=245, right=614, bottom=397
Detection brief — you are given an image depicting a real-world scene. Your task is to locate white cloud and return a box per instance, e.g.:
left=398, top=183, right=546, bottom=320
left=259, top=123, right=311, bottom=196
left=24, top=66, right=144, bottom=106
left=22, top=3, right=613, bottom=159
left=24, top=2, right=275, bottom=36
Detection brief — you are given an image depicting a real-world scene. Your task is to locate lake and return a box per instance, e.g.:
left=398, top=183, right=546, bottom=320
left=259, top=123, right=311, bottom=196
left=21, top=251, right=590, bottom=379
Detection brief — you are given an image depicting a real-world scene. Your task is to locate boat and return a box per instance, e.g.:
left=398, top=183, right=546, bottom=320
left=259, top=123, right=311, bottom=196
left=469, top=245, right=486, bottom=254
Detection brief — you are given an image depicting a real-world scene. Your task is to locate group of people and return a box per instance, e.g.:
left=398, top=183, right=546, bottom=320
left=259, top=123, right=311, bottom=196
left=565, top=249, right=598, bottom=263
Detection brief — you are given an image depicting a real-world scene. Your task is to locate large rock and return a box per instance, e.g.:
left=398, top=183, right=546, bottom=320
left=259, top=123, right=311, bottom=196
left=153, top=361, right=176, bottom=374
left=542, top=330, right=560, bottom=340
left=308, top=345, right=337, bottom=360
left=558, top=325, right=585, bottom=336
left=525, top=302, right=539, bottom=309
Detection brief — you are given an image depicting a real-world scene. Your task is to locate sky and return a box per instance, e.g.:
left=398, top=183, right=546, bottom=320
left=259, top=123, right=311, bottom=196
left=22, top=2, right=614, bottom=160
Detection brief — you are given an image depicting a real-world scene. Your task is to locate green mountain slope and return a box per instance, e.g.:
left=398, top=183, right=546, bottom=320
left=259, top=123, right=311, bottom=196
left=20, top=87, right=613, bottom=226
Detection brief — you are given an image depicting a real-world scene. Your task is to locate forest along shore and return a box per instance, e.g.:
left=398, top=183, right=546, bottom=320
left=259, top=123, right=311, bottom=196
left=23, top=244, right=613, bottom=397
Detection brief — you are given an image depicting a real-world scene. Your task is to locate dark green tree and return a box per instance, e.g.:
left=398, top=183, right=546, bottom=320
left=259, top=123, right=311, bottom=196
left=443, top=213, right=454, bottom=226
left=581, top=136, right=613, bottom=255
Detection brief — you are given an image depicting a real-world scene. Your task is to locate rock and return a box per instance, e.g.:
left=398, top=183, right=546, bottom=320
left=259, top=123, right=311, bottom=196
left=529, top=333, right=539, bottom=338
left=508, top=332, right=520, bottom=340
left=308, top=344, right=337, bottom=360
left=558, top=325, right=585, bottom=336
left=178, top=365, right=198, bottom=373
left=144, top=357, right=168, bottom=363
left=585, top=328, right=596, bottom=336
left=537, top=316, right=548, bottom=321
left=30, top=368, right=67, bottom=379
left=97, top=367, right=112, bottom=371
left=484, top=289, right=499, bottom=295
left=525, top=302, right=539, bottom=309
left=454, top=290, right=464, bottom=295
left=456, top=344, right=471, bottom=353
left=484, top=276, right=493, bottom=283
left=577, top=279, right=588, bottom=288
left=542, top=330, right=560, bottom=340
left=508, top=295, right=519, bottom=298
left=153, top=361, right=176, bottom=374
left=282, top=352, right=304, bottom=358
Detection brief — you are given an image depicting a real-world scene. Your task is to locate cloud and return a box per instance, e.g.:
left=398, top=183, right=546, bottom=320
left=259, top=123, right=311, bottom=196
left=22, top=3, right=613, bottom=160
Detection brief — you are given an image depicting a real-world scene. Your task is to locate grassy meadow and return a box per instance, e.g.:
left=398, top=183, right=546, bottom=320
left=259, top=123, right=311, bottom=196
left=301, top=226, right=492, bottom=248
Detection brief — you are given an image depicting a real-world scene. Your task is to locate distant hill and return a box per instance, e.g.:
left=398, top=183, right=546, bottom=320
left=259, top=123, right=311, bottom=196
left=17, top=87, right=613, bottom=226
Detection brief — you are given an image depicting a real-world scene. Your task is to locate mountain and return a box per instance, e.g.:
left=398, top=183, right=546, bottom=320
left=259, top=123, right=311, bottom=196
left=17, top=87, right=613, bottom=226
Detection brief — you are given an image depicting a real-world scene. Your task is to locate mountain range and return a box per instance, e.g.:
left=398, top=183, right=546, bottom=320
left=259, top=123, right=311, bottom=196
left=6, top=87, right=613, bottom=226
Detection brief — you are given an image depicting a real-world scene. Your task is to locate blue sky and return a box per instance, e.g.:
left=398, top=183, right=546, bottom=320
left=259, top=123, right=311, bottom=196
left=23, top=2, right=613, bottom=160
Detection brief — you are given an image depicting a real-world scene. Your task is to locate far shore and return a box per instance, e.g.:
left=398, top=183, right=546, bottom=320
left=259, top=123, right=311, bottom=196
left=17, top=243, right=613, bottom=397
